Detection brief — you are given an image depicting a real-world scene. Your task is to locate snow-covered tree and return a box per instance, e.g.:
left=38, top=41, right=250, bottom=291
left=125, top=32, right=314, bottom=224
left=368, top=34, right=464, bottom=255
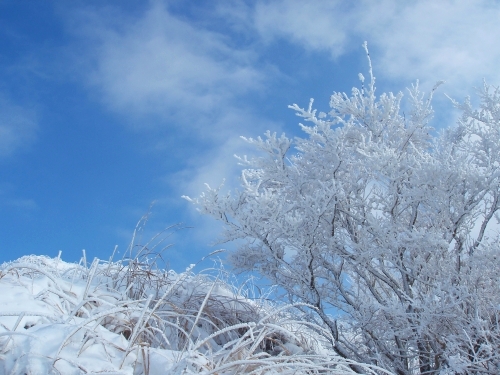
left=186, top=46, right=500, bottom=374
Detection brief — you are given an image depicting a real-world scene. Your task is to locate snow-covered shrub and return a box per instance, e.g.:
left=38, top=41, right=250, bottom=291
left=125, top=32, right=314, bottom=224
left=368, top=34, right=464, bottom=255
left=186, top=45, right=500, bottom=374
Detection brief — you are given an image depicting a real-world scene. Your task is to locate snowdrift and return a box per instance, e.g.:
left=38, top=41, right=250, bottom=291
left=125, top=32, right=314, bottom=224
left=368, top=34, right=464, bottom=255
left=0, top=255, right=387, bottom=374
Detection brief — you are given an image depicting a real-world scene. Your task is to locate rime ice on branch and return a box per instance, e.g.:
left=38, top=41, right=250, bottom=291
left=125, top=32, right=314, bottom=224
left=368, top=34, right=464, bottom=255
left=186, top=44, right=500, bottom=374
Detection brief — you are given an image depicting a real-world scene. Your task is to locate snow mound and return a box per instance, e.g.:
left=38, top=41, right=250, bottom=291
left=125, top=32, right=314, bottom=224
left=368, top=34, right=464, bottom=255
left=0, top=255, right=387, bottom=374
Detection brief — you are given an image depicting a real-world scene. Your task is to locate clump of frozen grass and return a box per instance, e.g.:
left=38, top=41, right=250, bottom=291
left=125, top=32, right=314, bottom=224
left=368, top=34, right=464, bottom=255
left=0, top=254, right=390, bottom=374
left=0, top=221, right=391, bottom=374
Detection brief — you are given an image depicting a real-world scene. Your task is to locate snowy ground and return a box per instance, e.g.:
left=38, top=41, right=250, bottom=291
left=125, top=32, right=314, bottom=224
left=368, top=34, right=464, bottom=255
left=0, top=254, right=388, bottom=374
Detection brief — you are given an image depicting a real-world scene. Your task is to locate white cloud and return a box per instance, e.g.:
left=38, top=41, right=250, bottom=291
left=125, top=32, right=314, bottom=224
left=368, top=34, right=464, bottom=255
left=252, top=0, right=500, bottom=96
left=0, top=95, right=37, bottom=158
left=359, top=0, right=500, bottom=92
left=254, top=0, right=351, bottom=58
left=170, top=107, right=284, bottom=197
left=74, top=1, right=264, bottom=133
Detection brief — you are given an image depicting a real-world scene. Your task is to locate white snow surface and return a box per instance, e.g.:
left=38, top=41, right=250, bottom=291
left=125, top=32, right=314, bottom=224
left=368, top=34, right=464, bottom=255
left=0, top=255, right=385, bottom=375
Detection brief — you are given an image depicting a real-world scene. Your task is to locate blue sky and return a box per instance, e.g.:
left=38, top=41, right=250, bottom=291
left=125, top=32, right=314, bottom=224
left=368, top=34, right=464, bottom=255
left=1, top=0, right=500, bottom=270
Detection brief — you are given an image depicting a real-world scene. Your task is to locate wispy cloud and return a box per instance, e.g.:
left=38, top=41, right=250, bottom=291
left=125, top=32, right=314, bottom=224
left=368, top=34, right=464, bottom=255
left=5, top=198, right=38, bottom=211
left=63, top=0, right=285, bottom=205
left=0, top=94, right=37, bottom=158
left=70, top=1, right=265, bottom=134
left=0, top=184, right=38, bottom=212
left=254, top=0, right=351, bottom=58
left=252, top=0, right=500, bottom=95
left=357, top=0, right=500, bottom=92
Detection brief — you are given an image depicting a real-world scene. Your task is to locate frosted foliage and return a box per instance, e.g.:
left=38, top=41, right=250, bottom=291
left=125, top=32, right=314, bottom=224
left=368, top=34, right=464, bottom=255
left=187, top=56, right=500, bottom=373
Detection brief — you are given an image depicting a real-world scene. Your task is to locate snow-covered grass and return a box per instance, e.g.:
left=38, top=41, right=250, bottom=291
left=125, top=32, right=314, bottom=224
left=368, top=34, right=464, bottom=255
left=0, top=252, right=391, bottom=375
